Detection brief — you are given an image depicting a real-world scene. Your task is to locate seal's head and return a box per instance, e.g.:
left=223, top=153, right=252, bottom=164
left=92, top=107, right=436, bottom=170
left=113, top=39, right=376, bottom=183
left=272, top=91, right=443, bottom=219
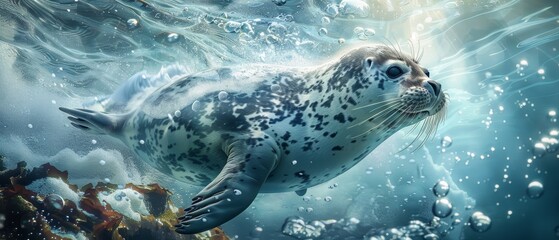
left=340, top=45, right=447, bottom=141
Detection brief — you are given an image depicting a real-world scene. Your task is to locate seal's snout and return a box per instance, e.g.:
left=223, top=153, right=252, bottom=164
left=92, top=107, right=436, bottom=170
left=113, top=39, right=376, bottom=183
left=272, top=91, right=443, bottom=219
left=422, top=80, right=441, bottom=97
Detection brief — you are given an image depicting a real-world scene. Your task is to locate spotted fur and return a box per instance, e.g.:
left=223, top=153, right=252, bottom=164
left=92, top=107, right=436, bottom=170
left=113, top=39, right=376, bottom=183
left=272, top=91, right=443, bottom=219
left=100, top=45, right=446, bottom=193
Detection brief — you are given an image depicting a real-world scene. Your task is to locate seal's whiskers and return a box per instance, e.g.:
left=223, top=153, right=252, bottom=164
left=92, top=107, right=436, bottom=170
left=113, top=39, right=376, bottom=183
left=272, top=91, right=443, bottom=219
left=351, top=103, right=407, bottom=139
left=348, top=101, right=400, bottom=129
left=405, top=96, right=448, bottom=151
left=352, top=98, right=399, bottom=111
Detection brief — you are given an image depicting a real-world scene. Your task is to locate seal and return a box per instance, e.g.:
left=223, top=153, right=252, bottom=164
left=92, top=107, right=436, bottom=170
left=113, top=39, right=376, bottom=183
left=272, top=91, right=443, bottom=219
left=59, top=44, right=446, bottom=234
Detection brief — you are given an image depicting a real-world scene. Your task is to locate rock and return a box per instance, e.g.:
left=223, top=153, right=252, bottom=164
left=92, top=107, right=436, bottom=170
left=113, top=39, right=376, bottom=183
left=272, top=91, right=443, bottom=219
left=0, top=161, right=230, bottom=240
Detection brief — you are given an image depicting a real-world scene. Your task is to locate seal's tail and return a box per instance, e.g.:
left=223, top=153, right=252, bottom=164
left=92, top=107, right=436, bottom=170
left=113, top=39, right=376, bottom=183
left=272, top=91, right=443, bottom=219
left=59, top=107, right=129, bottom=136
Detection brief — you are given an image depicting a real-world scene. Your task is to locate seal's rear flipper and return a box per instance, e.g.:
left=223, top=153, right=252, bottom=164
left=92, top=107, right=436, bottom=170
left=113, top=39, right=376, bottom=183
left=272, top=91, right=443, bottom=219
left=59, top=107, right=129, bottom=136
left=175, top=135, right=280, bottom=234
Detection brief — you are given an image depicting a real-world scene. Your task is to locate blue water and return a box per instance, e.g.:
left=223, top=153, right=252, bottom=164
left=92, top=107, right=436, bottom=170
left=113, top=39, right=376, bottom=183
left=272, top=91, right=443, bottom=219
left=1, top=0, right=559, bottom=239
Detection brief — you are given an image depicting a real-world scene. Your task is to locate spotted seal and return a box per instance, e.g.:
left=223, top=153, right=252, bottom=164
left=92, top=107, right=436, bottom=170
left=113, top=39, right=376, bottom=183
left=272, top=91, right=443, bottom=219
left=59, top=44, right=446, bottom=234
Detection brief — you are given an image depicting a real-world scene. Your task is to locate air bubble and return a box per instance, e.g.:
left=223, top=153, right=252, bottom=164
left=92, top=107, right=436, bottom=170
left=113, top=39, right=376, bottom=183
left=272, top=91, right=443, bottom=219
left=432, top=198, right=453, bottom=218
left=44, top=194, right=65, bottom=211
left=318, top=28, right=328, bottom=36
left=324, top=196, right=332, bottom=202
left=99, top=160, right=106, bottom=165
left=233, top=189, right=242, bottom=195
left=292, top=160, right=298, bottom=165
left=321, top=17, right=330, bottom=25
left=218, top=91, right=229, bottom=101
left=224, top=21, right=242, bottom=33
left=306, top=207, right=313, bottom=213
left=433, top=180, right=450, bottom=197
left=469, top=211, right=491, bottom=233
left=139, top=139, right=145, bottom=144
left=364, top=28, right=375, bottom=36
left=191, top=100, right=202, bottom=111
left=533, top=142, right=547, bottom=156
left=28, top=124, right=33, bottom=129
left=167, top=33, right=179, bottom=43
left=91, top=139, right=97, bottom=144
left=452, top=219, right=461, bottom=226
left=441, top=136, right=453, bottom=148
left=326, top=4, right=339, bottom=17
left=353, top=27, right=364, bottom=34
left=114, top=191, right=126, bottom=201
left=173, top=110, right=182, bottom=118
left=527, top=181, right=544, bottom=199
left=338, top=38, right=345, bottom=44
left=127, top=18, right=139, bottom=29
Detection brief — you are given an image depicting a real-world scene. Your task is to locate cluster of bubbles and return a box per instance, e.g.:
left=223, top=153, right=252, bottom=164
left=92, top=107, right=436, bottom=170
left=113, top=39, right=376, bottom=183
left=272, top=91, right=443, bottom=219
left=114, top=191, right=128, bottom=201
left=532, top=128, right=559, bottom=157
left=365, top=219, right=442, bottom=240
left=468, top=212, right=492, bottom=233
left=281, top=216, right=325, bottom=239
left=219, top=16, right=306, bottom=48
left=297, top=206, right=314, bottom=213
left=353, top=27, right=376, bottom=40
left=431, top=180, right=492, bottom=233
left=325, top=0, right=370, bottom=18
left=431, top=180, right=452, bottom=219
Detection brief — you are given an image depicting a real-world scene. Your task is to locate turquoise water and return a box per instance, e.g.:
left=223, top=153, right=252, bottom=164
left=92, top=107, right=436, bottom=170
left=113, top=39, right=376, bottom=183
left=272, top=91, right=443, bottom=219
left=1, top=0, right=559, bottom=239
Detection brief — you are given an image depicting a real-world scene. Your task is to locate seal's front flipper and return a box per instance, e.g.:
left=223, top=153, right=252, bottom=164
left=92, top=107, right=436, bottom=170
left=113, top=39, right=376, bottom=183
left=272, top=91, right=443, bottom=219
left=295, top=189, right=307, bottom=196
left=59, top=107, right=128, bottom=136
left=175, top=136, right=280, bottom=234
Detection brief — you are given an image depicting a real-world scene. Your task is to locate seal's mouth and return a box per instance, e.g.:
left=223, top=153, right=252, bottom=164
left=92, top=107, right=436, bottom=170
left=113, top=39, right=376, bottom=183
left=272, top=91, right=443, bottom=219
left=398, top=80, right=446, bottom=116
left=395, top=82, right=448, bottom=150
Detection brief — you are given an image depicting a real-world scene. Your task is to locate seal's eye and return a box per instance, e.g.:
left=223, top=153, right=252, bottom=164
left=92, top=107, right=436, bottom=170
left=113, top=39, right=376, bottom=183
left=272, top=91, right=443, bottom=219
left=423, top=68, right=430, bottom=77
left=386, top=66, right=404, bottom=79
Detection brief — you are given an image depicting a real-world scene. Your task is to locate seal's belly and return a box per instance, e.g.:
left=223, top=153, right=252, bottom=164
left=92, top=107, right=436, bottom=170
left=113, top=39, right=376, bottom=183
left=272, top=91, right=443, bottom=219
left=259, top=121, right=379, bottom=192
left=124, top=111, right=227, bottom=186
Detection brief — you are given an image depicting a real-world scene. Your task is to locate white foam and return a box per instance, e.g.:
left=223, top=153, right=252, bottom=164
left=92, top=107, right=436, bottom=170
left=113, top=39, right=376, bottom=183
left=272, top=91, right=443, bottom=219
left=26, top=178, right=80, bottom=205
left=97, top=188, right=149, bottom=221
left=0, top=136, right=142, bottom=187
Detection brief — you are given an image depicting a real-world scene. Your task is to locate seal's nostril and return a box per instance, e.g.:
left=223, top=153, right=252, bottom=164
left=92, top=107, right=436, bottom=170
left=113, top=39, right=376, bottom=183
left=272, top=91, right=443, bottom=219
left=427, top=80, right=441, bottom=96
